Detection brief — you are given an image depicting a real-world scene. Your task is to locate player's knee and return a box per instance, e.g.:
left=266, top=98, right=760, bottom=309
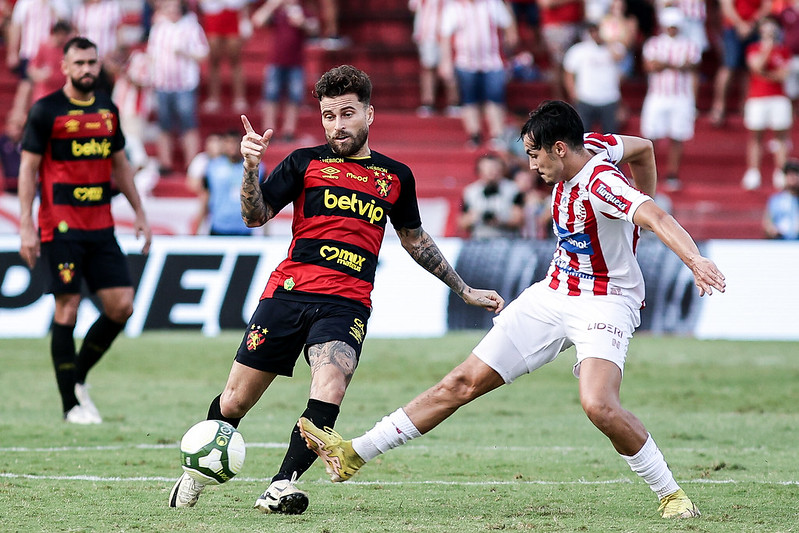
left=581, top=396, right=618, bottom=432
left=219, top=391, right=251, bottom=419
left=434, top=369, right=481, bottom=405
left=106, top=301, right=133, bottom=324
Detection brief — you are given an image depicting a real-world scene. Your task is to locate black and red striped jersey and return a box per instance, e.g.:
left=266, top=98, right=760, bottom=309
left=21, top=90, right=125, bottom=242
left=260, top=144, right=422, bottom=309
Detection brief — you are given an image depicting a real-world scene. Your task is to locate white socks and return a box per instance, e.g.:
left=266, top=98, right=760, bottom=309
left=621, top=434, right=680, bottom=499
left=352, top=408, right=422, bottom=462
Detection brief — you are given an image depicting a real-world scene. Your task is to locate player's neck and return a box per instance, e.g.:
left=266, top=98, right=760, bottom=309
left=63, top=84, right=95, bottom=103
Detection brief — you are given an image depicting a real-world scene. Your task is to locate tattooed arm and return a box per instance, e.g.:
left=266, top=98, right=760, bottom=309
left=240, top=114, right=276, bottom=227
left=397, top=226, right=505, bottom=312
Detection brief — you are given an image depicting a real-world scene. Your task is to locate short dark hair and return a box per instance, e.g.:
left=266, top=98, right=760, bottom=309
left=784, top=159, right=799, bottom=174
left=52, top=20, right=73, bottom=35
left=520, top=100, right=585, bottom=152
left=63, top=36, right=97, bottom=55
left=313, top=65, right=372, bottom=105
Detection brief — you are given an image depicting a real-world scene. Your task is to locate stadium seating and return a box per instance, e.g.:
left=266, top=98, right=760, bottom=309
left=0, top=0, right=793, bottom=239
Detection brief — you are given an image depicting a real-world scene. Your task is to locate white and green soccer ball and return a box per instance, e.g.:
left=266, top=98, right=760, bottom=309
left=180, top=420, right=246, bottom=485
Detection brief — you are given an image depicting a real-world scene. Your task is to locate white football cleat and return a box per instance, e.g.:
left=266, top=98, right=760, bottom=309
left=74, top=383, right=102, bottom=422
left=64, top=404, right=101, bottom=425
left=168, top=472, right=206, bottom=508
left=253, top=472, right=308, bottom=514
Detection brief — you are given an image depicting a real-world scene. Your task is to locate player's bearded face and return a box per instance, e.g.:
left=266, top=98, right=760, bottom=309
left=327, top=123, right=368, bottom=157
left=71, top=72, right=98, bottom=93
left=320, top=95, right=374, bottom=158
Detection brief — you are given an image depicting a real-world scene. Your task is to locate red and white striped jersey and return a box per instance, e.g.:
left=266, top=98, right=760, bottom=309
left=642, top=33, right=701, bottom=99
left=409, top=0, right=447, bottom=44
left=147, top=12, right=209, bottom=91
left=112, top=50, right=153, bottom=119
left=583, top=132, right=625, bottom=163
left=440, top=0, right=513, bottom=71
left=11, top=0, right=70, bottom=60
left=546, top=153, right=651, bottom=307
left=72, top=0, right=123, bottom=59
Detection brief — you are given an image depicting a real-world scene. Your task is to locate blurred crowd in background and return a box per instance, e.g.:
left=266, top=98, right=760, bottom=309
left=0, top=0, right=796, bottom=240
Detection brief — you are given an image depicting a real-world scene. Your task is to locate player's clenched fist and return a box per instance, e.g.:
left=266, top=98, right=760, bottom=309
left=240, top=114, right=273, bottom=171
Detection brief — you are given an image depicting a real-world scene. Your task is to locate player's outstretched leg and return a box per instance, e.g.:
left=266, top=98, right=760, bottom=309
left=168, top=472, right=206, bottom=508
left=253, top=472, right=309, bottom=514
left=658, top=489, right=700, bottom=519
left=297, top=417, right=365, bottom=482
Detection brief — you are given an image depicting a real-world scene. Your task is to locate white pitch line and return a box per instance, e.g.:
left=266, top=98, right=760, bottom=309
left=0, top=472, right=797, bottom=486
left=0, top=443, right=777, bottom=454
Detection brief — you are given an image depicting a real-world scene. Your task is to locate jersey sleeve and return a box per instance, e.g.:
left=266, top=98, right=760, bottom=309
left=584, top=132, right=624, bottom=164
left=260, top=149, right=308, bottom=212
left=20, top=100, right=52, bottom=155
left=588, top=167, right=651, bottom=222
left=388, top=162, right=422, bottom=230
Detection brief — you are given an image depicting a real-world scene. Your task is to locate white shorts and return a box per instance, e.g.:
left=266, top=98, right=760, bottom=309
left=783, top=56, right=799, bottom=99
left=640, top=96, right=696, bottom=141
left=472, top=282, right=640, bottom=383
left=744, top=95, right=793, bottom=131
left=417, top=40, right=441, bottom=69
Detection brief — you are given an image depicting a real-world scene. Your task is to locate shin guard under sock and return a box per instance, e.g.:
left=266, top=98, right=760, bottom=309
left=206, top=394, right=243, bottom=428
left=51, top=323, right=78, bottom=413
left=273, top=399, right=340, bottom=483
left=75, top=314, right=125, bottom=384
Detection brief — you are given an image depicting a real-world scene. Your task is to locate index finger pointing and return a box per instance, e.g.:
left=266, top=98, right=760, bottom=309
left=241, top=114, right=255, bottom=134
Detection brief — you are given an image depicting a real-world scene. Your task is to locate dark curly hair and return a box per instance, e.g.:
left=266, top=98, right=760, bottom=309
left=313, top=65, right=372, bottom=105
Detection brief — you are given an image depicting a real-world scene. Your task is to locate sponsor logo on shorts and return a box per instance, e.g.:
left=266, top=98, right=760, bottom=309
left=246, top=324, right=268, bottom=351
left=587, top=322, right=625, bottom=338
left=320, top=245, right=366, bottom=272
left=349, top=317, right=365, bottom=344
left=58, top=262, right=75, bottom=284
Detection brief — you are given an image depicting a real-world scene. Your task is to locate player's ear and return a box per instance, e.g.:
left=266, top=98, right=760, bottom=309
left=365, top=104, right=375, bottom=126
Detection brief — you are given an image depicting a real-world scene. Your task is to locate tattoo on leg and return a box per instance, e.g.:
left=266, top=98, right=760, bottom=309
left=308, top=341, right=358, bottom=385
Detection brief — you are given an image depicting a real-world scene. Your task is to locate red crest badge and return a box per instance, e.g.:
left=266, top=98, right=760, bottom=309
left=246, top=324, right=268, bottom=351
left=58, top=263, right=75, bottom=284
left=373, top=170, right=393, bottom=198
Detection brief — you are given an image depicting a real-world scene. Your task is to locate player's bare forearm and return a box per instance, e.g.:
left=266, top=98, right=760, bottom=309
left=397, top=226, right=505, bottom=312
left=240, top=166, right=274, bottom=227
left=397, top=226, right=467, bottom=295
left=635, top=201, right=726, bottom=295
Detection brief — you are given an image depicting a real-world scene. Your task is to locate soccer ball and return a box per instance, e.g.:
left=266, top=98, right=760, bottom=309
left=180, top=420, right=246, bottom=485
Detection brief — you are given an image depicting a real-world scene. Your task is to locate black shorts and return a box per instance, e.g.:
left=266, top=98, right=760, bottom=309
left=235, top=294, right=370, bottom=377
left=40, top=237, right=133, bottom=294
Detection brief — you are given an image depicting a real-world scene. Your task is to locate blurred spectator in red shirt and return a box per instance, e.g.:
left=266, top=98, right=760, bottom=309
left=741, top=15, right=792, bottom=189
left=27, top=20, right=74, bottom=104
left=199, top=0, right=252, bottom=112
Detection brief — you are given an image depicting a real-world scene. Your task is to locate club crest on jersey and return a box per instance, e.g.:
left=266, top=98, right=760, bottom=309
left=246, top=324, right=268, bottom=351
left=373, top=170, right=393, bottom=198
left=58, top=262, right=75, bottom=284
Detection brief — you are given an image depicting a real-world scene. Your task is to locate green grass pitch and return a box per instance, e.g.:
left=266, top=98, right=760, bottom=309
left=1, top=332, right=798, bottom=532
